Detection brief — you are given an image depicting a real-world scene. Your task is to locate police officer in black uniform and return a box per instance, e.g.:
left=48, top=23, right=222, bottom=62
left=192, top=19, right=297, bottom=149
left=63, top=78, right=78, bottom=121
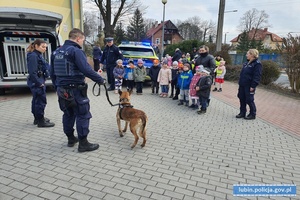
left=100, top=37, right=123, bottom=91
left=50, top=28, right=105, bottom=152
left=236, top=49, right=262, bottom=120
left=27, top=39, right=55, bottom=128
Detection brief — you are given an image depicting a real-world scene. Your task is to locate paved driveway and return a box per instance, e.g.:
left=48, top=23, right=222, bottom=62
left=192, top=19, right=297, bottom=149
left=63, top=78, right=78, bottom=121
left=0, top=82, right=299, bottom=200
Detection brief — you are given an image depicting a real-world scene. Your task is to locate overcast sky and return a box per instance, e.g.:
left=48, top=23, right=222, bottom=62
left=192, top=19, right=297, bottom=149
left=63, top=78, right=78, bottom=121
left=141, top=0, right=300, bottom=42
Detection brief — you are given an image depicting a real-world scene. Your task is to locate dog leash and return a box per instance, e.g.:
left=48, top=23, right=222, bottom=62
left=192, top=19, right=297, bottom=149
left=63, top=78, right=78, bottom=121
left=92, top=82, right=120, bottom=107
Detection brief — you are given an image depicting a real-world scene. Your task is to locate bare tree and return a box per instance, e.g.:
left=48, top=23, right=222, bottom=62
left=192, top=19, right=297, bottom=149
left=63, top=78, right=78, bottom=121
left=175, top=16, right=216, bottom=42
left=280, top=35, right=300, bottom=93
left=238, top=8, right=270, bottom=39
left=83, top=11, right=97, bottom=38
left=144, top=18, right=157, bottom=34
left=91, top=0, right=143, bottom=38
left=201, top=20, right=216, bottom=42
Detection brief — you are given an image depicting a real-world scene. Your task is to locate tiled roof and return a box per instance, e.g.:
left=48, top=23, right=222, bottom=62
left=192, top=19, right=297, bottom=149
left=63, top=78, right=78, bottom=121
left=146, top=20, right=168, bottom=38
left=230, top=28, right=283, bottom=42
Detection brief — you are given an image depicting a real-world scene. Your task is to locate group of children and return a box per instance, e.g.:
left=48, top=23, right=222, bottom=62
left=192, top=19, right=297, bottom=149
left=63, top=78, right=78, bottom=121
left=110, top=57, right=226, bottom=114
left=112, top=58, right=146, bottom=94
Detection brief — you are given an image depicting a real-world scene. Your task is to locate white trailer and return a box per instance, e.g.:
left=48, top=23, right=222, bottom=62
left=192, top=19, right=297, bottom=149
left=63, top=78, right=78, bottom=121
left=0, top=7, right=63, bottom=95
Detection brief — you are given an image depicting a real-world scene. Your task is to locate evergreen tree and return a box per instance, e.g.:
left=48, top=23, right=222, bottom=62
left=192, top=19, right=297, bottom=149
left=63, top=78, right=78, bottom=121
left=126, top=8, right=146, bottom=41
left=236, top=31, right=250, bottom=53
left=115, top=23, right=126, bottom=45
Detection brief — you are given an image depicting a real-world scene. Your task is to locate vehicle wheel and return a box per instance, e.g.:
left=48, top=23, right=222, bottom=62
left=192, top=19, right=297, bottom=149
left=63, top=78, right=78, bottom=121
left=0, top=88, right=5, bottom=95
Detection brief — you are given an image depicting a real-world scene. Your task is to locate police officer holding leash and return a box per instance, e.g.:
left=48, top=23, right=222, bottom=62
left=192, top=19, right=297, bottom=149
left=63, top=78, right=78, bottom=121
left=100, top=37, right=123, bottom=91
left=50, top=28, right=105, bottom=152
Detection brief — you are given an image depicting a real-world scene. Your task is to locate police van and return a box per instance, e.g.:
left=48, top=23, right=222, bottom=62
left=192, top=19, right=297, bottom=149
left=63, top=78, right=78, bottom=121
left=118, top=41, right=159, bottom=81
left=0, top=7, right=62, bottom=95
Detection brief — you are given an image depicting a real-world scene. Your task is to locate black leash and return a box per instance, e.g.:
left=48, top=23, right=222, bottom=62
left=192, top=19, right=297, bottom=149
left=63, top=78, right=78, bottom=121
left=92, top=83, right=120, bottom=107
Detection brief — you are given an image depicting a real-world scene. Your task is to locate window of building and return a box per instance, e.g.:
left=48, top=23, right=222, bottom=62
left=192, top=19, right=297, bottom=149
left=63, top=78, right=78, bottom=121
left=155, top=38, right=160, bottom=44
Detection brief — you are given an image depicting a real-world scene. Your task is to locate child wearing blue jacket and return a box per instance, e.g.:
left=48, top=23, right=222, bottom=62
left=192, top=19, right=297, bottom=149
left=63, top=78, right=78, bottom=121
left=177, top=63, right=193, bottom=106
left=124, top=60, right=135, bottom=91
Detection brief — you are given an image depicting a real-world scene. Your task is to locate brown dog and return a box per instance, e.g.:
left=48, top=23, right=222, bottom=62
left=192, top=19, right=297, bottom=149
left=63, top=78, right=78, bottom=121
left=116, top=90, right=148, bottom=148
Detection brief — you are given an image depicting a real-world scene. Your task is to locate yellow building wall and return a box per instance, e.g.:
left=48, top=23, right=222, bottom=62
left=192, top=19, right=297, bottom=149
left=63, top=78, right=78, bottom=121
left=0, top=0, right=82, bottom=41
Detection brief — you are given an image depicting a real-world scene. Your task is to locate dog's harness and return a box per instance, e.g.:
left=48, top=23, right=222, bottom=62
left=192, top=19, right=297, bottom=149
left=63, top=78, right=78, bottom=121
left=119, top=104, right=134, bottom=120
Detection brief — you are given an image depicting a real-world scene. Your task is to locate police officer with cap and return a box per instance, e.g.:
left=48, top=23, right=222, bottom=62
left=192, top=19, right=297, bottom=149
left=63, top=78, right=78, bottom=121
left=50, top=28, right=105, bottom=152
left=100, top=37, right=123, bottom=91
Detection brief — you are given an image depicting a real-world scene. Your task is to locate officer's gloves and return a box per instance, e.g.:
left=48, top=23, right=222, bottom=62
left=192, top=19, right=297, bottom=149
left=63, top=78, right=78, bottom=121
left=98, top=79, right=106, bottom=85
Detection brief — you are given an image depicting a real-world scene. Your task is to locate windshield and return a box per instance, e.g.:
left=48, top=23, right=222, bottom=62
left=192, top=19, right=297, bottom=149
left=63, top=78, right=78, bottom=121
left=119, top=47, right=155, bottom=57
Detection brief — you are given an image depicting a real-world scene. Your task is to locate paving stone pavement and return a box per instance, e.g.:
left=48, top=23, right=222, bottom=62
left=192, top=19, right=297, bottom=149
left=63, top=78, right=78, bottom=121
left=0, top=81, right=299, bottom=200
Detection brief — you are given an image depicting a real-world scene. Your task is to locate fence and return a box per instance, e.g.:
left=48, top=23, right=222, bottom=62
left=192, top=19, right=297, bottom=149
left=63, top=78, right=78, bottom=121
left=230, top=53, right=285, bottom=68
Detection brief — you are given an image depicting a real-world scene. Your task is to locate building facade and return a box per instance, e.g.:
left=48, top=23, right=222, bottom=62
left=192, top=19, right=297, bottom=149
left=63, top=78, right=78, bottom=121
left=230, top=28, right=283, bottom=50
left=146, top=20, right=184, bottom=51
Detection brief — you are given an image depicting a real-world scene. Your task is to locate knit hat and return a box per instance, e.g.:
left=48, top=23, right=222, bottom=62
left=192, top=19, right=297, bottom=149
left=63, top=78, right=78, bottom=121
left=162, top=60, right=168, bottom=65
left=172, top=61, right=178, bottom=66
left=201, top=68, right=210, bottom=74
left=137, top=59, right=143, bottom=64
left=178, top=63, right=184, bottom=69
left=195, top=65, right=204, bottom=72
left=153, top=59, right=159, bottom=64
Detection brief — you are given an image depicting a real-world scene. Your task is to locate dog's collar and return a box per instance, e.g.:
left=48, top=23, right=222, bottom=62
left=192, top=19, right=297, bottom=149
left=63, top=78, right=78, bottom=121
left=119, top=104, right=133, bottom=108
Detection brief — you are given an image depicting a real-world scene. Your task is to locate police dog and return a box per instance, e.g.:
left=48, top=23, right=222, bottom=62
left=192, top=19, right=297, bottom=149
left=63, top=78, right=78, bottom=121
left=116, top=89, right=147, bottom=148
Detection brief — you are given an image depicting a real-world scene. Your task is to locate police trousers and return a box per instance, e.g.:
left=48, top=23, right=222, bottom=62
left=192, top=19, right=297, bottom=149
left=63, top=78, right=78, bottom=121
left=57, top=84, right=92, bottom=139
left=28, top=81, right=47, bottom=119
left=106, top=64, right=115, bottom=89
left=237, top=85, right=256, bottom=116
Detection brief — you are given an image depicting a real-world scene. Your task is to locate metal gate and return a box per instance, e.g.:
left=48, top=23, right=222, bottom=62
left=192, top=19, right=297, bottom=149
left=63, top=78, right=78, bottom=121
left=3, top=42, right=51, bottom=79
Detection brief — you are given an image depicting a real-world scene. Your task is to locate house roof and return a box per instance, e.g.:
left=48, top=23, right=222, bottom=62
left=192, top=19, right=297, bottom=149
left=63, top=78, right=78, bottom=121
left=230, top=28, right=283, bottom=43
left=146, top=21, right=167, bottom=38
left=146, top=20, right=183, bottom=40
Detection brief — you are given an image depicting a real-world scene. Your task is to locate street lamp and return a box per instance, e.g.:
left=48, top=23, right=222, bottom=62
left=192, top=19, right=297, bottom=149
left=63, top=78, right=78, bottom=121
left=161, top=0, right=167, bottom=60
left=224, top=9, right=237, bottom=13
left=224, top=32, right=229, bottom=44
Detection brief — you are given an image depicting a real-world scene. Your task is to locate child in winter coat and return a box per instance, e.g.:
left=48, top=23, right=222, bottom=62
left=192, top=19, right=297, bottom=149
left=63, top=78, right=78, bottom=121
left=124, top=59, right=135, bottom=91
left=157, top=60, right=172, bottom=97
left=170, top=61, right=180, bottom=99
left=177, top=63, right=193, bottom=106
left=133, top=59, right=147, bottom=94
left=195, top=68, right=212, bottom=114
left=113, top=59, right=125, bottom=93
left=212, top=60, right=226, bottom=92
left=167, top=55, right=173, bottom=67
left=149, top=59, right=161, bottom=95
left=189, top=65, right=204, bottom=109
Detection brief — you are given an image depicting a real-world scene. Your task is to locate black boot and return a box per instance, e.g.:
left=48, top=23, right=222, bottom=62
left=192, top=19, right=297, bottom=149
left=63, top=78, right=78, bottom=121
left=212, top=87, right=217, bottom=92
left=67, top=131, right=79, bottom=147
left=197, top=109, right=206, bottom=114
left=78, top=137, right=99, bottom=152
left=37, top=118, right=55, bottom=128
left=34, top=117, right=50, bottom=125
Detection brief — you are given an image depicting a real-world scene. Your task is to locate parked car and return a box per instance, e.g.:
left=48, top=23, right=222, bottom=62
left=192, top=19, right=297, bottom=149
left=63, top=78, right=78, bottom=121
left=118, top=41, right=159, bottom=81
